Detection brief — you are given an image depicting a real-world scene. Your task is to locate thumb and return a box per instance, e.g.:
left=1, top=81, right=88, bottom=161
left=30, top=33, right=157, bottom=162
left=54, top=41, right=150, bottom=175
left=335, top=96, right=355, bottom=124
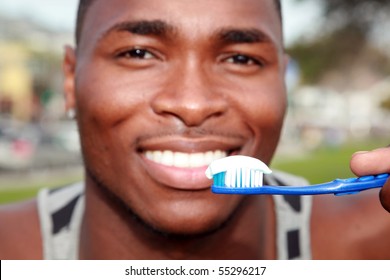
left=379, top=179, right=390, bottom=213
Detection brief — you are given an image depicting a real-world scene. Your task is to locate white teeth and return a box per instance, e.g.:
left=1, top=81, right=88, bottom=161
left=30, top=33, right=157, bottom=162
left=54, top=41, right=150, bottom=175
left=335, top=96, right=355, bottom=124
left=174, top=152, right=189, bottom=168
left=204, top=151, right=214, bottom=163
left=189, top=153, right=204, bottom=167
left=144, top=150, right=227, bottom=168
left=161, top=150, right=173, bottom=166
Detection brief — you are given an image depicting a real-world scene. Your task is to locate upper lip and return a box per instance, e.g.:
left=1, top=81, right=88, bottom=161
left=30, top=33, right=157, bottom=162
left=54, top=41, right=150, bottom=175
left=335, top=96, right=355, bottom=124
left=137, top=135, right=245, bottom=153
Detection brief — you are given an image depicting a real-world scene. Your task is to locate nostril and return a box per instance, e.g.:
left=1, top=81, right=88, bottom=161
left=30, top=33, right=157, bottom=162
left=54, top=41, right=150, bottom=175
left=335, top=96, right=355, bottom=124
left=151, top=91, right=228, bottom=127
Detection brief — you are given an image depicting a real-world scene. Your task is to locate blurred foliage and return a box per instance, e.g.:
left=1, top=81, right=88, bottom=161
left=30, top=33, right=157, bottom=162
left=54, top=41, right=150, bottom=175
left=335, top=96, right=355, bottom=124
left=30, top=49, right=62, bottom=103
left=294, top=0, right=390, bottom=31
left=321, top=0, right=390, bottom=28
left=381, top=95, right=390, bottom=112
left=288, top=0, right=390, bottom=85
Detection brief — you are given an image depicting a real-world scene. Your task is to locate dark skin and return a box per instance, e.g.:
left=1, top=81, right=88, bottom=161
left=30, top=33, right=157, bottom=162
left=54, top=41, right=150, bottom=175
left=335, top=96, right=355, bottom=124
left=1, top=0, right=390, bottom=260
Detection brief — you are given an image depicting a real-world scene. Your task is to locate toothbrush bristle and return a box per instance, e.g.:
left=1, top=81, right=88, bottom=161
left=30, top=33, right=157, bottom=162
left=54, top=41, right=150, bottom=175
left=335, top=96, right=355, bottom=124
left=245, top=168, right=251, bottom=187
left=237, top=168, right=242, bottom=188
left=218, top=168, right=264, bottom=188
left=207, top=155, right=271, bottom=189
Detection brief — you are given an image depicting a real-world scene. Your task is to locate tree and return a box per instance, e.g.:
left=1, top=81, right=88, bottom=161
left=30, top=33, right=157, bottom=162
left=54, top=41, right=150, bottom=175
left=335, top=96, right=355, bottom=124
left=288, top=0, right=390, bottom=87
left=321, top=0, right=390, bottom=30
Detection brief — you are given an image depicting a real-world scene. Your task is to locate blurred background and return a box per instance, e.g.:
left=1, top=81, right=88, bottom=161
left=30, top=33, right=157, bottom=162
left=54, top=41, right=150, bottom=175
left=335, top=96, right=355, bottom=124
left=0, top=0, right=389, bottom=203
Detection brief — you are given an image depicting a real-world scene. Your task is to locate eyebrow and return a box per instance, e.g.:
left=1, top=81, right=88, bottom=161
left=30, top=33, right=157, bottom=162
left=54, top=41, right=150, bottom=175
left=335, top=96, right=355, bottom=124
left=217, top=28, right=271, bottom=44
left=99, top=20, right=272, bottom=47
left=99, top=20, right=176, bottom=42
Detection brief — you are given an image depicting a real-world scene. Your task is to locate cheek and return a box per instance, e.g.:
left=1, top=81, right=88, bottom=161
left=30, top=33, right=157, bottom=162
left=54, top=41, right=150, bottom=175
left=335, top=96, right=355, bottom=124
left=74, top=56, right=169, bottom=126
left=247, top=91, right=286, bottom=123
left=74, top=68, right=153, bottom=156
left=74, top=68, right=138, bottom=175
left=231, top=74, right=287, bottom=160
left=233, top=75, right=287, bottom=132
left=75, top=73, right=144, bottom=124
left=254, top=70, right=286, bottom=124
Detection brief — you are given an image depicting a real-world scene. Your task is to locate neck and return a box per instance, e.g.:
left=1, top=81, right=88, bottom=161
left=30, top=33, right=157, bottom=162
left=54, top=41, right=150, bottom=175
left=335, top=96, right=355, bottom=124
left=79, top=177, right=276, bottom=259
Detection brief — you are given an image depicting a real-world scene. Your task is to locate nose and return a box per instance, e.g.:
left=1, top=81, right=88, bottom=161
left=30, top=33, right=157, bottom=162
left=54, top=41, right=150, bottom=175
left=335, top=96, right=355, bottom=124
left=151, top=60, right=228, bottom=127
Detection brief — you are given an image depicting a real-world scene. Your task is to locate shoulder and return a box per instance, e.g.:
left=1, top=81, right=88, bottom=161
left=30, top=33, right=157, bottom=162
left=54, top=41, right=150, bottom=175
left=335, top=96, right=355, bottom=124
left=311, top=190, right=390, bottom=259
left=0, top=198, right=43, bottom=259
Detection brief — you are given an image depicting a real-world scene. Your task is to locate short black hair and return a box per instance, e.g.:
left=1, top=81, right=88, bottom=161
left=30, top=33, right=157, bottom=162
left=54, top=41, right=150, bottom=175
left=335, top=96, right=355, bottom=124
left=75, top=0, right=282, bottom=45
left=75, top=0, right=94, bottom=44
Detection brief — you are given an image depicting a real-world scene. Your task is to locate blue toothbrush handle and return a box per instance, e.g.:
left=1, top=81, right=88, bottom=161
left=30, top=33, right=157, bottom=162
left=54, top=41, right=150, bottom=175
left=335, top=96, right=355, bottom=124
left=211, top=173, right=390, bottom=196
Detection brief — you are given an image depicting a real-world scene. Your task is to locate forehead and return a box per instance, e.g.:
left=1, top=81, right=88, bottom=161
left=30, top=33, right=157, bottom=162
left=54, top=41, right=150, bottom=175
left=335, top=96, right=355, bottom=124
left=79, top=0, right=282, bottom=49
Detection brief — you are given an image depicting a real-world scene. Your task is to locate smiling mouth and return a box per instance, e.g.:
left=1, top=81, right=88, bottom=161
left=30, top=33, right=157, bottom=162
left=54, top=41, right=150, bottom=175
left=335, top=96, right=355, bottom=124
left=143, top=150, right=229, bottom=168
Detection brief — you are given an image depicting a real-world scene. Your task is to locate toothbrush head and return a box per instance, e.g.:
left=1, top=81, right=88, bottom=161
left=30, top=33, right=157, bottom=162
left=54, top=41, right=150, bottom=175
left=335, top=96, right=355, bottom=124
left=206, top=155, right=272, bottom=191
left=206, top=156, right=389, bottom=196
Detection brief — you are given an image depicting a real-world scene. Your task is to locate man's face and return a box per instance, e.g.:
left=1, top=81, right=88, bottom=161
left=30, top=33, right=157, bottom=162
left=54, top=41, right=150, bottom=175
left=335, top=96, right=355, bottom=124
left=65, top=0, right=287, bottom=235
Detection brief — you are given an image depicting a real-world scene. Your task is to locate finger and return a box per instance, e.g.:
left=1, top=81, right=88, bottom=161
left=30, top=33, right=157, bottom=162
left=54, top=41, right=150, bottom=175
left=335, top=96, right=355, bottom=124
left=350, top=147, right=390, bottom=176
left=379, top=179, right=390, bottom=213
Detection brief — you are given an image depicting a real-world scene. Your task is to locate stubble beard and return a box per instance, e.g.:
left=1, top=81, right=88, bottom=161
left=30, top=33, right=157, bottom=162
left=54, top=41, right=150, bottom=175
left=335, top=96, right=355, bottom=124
left=85, top=167, right=246, bottom=241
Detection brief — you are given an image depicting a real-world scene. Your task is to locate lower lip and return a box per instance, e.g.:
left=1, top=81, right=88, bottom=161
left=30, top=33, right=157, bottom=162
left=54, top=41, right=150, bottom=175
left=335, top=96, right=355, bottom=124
left=140, top=154, right=213, bottom=191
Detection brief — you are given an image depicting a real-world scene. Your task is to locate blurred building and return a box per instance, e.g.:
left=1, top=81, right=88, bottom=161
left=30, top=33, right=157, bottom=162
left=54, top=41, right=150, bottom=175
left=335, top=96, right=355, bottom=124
left=0, top=42, right=33, bottom=121
left=281, top=78, right=390, bottom=151
left=0, top=15, right=73, bottom=122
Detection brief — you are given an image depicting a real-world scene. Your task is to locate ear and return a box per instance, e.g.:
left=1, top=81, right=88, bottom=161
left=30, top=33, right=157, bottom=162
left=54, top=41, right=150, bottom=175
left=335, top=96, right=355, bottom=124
left=63, top=45, right=77, bottom=113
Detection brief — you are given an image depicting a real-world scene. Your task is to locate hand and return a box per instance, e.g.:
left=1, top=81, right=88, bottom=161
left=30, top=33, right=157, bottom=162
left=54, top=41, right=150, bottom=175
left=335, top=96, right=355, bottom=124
left=350, top=147, right=390, bottom=212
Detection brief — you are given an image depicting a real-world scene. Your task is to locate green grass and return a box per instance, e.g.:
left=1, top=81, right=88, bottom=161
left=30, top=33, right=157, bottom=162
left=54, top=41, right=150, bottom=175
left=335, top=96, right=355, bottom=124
left=0, top=174, right=82, bottom=205
left=0, top=188, right=42, bottom=204
left=271, top=139, right=388, bottom=184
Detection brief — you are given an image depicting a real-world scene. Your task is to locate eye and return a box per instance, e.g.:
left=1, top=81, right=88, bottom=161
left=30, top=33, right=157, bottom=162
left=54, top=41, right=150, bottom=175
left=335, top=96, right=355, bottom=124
left=225, top=54, right=263, bottom=67
left=117, top=48, right=155, bottom=60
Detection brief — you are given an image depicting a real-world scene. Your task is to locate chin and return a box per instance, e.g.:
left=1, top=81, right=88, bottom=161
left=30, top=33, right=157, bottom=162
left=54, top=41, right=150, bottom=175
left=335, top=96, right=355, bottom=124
left=130, top=196, right=243, bottom=238
left=145, top=217, right=230, bottom=239
left=87, top=165, right=243, bottom=238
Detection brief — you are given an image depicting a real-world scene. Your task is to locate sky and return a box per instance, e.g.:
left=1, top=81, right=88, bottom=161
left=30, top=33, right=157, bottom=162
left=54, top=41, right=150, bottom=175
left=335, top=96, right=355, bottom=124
left=0, top=0, right=324, bottom=46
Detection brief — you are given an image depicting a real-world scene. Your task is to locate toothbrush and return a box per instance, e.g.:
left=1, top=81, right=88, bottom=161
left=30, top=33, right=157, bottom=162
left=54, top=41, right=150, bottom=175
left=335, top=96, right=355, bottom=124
left=205, top=155, right=389, bottom=196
